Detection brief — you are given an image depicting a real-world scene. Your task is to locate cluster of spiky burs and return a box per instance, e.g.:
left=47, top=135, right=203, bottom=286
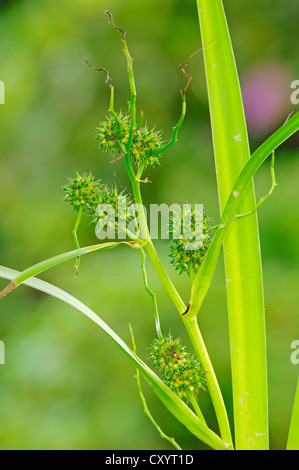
left=96, top=112, right=164, bottom=167
left=169, top=205, right=212, bottom=275
left=63, top=172, right=103, bottom=214
left=63, top=173, right=133, bottom=232
left=93, top=184, right=134, bottom=235
left=149, top=334, right=206, bottom=402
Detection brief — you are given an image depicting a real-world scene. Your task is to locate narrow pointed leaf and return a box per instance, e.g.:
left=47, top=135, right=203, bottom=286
left=0, top=265, right=231, bottom=450
left=0, top=242, right=133, bottom=299
left=287, top=379, right=299, bottom=450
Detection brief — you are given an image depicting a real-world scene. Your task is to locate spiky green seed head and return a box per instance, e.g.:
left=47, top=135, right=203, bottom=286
left=96, top=112, right=130, bottom=155
left=93, top=185, right=134, bottom=233
left=169, top=205, right=212, bottom=275
left=149, top=334, right=206, bottom=402
left=131, top=126, right=164, bottom=167
left=96, top=113, right=164, bottom=168
left=63, top=172, right=102, bottom=214
left=149, top=335, right=189, bottom=370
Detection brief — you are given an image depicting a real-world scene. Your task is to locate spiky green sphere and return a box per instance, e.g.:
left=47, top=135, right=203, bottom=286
left=96, top=113, right=164, bottom=168
left=149, top=334, right=206, bottom=402
left=150, top=335, right=189, bottom=371
left=63, top=172, right=102, bottom=213
left=93, top=185, right=134, bottom=233
left=131, top=126, right=164, bottom=167
left=96, top=112, right=130, bottom=155
left=169, top=205, right=212, bottom=275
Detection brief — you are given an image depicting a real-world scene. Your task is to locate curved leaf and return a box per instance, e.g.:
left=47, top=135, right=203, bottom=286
left=287, top=379, right=299, bottom=450
left=0, top=241, right=134, bottom=299
left=0, top=265, right=231, bottom=450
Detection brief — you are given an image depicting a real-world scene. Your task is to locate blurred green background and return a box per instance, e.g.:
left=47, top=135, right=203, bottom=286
left=0, top=0, right=298, bottom=450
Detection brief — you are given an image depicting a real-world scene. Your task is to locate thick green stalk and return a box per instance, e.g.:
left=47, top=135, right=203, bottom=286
left=183, top=315, right=232, bottom=444
left=196, top=0, right=268, bottom=449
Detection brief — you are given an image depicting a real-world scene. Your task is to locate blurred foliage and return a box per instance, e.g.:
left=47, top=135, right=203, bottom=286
left=0, top=0, right=298, bottom=450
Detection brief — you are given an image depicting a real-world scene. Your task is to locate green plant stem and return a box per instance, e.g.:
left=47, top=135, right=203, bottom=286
left=189, top=265, right=195, bottom=287
left=188, top=391, right=206, bottom=424
left=118, top=30, right=188, bottom=311
left=183, top=315, right=232, bottom=444
left=72, top=206, right=83, bottom=275
left=122, top=38, right=138, bottom=185
left=136, top=163, right=146, bottom=181
left=145, top=240, right=186, bottom=312
left=136, top=111, right=144, bottom=131
left=140, top=248, right=162, bottom=339
left=131, top=125, right=234, bottom=449
left=235, top=151, right=277, bottom=219
left=108, top=84, right=122, bottom=133
left=115, top=18, right=186, bottom=313
left=116, top=17, right=233, bottom=447
left=153, top=92, right=187, bottom=156
left=135, top=205, right=233, bottom=446
left=196, top=0, right=268, bottom=449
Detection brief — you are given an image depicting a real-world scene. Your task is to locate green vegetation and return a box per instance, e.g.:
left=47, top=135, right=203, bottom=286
left=0, top=0, right=298, bottom=450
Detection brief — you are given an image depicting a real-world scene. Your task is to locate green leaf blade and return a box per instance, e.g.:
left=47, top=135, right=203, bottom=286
left=196, top=0, right=268, bottom=449
left=0, top=265, right=230, bottom=450
left=0, top=242, right=131, bottom=300
left=287, top=379, right=299, bottom=450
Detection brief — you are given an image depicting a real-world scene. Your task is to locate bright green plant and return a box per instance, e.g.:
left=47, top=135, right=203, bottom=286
left=1, top=6, right=299, bottom=450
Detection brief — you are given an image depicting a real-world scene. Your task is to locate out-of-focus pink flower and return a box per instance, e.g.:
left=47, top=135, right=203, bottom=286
left=242, top=62, right=292, bottom=137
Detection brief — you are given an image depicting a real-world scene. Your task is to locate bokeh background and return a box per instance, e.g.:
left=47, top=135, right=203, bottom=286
left=0, top=0, right=298, bottom=450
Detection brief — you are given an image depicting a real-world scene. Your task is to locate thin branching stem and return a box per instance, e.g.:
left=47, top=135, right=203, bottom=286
left=72, top=206, right=83, bottom=276
left=188, top=391, right=206, bottom=424
left=106, top=12, right=233, bottom=447
left=235, top=151, right=277, bottom=219
left=153, top=92, right=186, bottom=157
left=140, top=248, right=162, bottom=339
